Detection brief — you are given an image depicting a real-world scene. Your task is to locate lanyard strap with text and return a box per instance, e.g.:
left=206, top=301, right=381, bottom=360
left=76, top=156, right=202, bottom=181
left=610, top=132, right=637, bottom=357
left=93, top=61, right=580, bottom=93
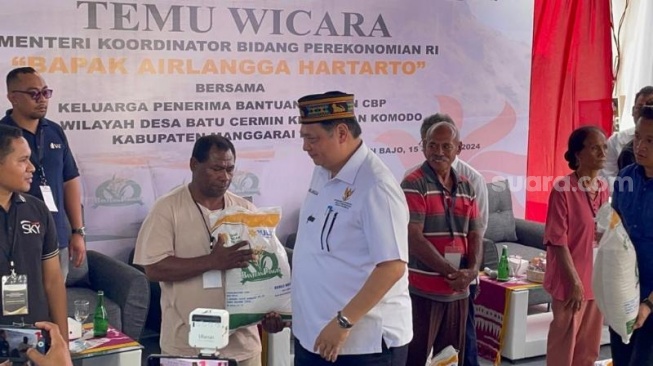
left=2, top=207, right=20, bottom=276
left=193, top=200, right=216, bottom=250
left=29, top=128, right=48, bottom=186
left=575, top=173, right=604, bottom=218
left=433, top=172, right=458, bottom=239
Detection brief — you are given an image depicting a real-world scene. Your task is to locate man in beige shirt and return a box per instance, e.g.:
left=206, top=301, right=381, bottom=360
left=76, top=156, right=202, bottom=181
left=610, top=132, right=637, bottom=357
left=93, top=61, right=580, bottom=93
left=134, top=135, right=261, bottom=365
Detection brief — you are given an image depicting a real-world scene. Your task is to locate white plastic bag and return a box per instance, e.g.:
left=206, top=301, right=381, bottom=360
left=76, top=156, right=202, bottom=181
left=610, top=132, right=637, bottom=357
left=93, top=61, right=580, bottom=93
left=209, top=206, right=292, bottom=330
left=593, top=203, right=639, bottom=344
left=429, top=345, right=459, bottom=366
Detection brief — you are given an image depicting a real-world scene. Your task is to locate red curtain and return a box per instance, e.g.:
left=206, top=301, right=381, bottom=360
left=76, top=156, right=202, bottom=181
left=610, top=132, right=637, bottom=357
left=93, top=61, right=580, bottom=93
left=526, top=0, right=613, bottom=222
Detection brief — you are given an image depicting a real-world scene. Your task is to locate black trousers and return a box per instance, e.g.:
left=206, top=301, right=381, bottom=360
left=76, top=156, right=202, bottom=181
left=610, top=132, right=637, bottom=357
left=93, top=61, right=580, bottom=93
left=294, top=337, right=408, bottom=366
left=610, top=316, right=653, bottom=366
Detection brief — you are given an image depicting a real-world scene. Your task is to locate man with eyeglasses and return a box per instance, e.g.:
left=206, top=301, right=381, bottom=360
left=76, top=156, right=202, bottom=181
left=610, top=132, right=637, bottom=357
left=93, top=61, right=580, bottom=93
left=401, top=122, right=482, bottom=366
left=1, top=67, right=85, bottom=281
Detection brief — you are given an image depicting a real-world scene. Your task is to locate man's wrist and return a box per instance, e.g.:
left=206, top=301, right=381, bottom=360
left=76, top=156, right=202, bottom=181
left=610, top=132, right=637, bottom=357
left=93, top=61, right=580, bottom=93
left=71, top=227, right=86, bottom=238
left=642, top=298, right=653, bottom=311
left=336, top=311, right=354, bottom=329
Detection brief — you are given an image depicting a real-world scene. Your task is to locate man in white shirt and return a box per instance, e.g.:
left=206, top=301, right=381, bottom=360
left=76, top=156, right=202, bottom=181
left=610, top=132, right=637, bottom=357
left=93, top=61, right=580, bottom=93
left=405, top=113, right=488, bottom=366
left=602, top=86, right=653, bottom=181
left=278, top=91, right=413, bottom=365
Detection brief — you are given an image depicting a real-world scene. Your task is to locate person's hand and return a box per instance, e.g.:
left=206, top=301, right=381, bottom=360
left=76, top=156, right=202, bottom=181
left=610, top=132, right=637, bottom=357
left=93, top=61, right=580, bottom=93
left=564, top=280, right=584, bottom=312
left=261, top=312, right=291, bottom=333
left=209, top=235, right=254, bottom=270
left=445, top=269, right=475, bottom=292
left=633, top=303, right=652, bottom=330
left=26, top=321, right=73, bottom=366
left=0, top=360, right=11, bottom=365
left=68, top=234, right=86, bottom=267
left=314, top=318, right=351, bottom=362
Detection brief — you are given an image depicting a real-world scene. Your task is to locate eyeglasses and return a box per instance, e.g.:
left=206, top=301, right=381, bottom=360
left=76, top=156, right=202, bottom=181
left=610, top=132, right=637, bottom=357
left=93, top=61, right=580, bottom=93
left=11, top=89, right=53, bottom=101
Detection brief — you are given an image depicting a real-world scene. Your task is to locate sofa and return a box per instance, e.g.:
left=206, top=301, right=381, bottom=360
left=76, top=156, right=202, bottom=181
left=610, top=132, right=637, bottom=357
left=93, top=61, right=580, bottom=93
left=482, top=179, right=546, bottom=269
left=128, top=248, right=162, bottom=339
left=482, top=179, right=550, bottom=304
left=66, top=250, right=150, bottom=340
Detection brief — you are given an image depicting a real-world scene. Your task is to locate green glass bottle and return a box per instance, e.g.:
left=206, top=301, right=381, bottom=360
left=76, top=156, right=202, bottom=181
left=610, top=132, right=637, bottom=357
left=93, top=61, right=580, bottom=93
left=93, top=290, right=109, bottom=337
left=497, top=245, right=510, bottom=281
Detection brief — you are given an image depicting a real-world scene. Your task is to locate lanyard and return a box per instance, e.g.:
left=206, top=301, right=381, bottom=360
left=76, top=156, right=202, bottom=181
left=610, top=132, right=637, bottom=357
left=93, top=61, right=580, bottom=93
left=575, top=173, right=603, bottom=218
left=430, top=167, right=458, bottom=238
left=1, top=201, right=19, bottom=275
left=193, top=201, right=216, bottom=250
left=28, top=128, right=48, bottom=186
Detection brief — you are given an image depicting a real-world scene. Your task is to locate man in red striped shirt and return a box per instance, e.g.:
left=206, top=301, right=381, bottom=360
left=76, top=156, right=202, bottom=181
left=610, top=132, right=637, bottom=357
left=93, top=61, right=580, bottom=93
left=401, top=122, right=482, bottom=366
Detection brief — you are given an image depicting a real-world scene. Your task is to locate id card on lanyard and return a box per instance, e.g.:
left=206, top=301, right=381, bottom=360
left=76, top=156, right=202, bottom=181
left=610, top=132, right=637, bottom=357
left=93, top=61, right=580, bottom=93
left=1, top=211, right=29, bottom=316
left=442, top=194, right=462, bottom=269
left=32, top=128, right=58, bottom=212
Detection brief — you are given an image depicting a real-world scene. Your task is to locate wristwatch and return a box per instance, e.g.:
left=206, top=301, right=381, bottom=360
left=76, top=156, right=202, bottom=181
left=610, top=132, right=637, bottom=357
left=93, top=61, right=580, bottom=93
left=643, top=298, right=653, bottom=311
left=336, top=311, right=353, bottom=329
left=71, top=227, right=86, bottom=238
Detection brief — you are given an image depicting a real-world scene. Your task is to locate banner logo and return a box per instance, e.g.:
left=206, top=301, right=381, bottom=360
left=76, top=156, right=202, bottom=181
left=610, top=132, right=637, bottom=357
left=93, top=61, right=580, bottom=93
left=93, top=175, right=144, bottom=207
left=230, top=171, right=260, bottom=198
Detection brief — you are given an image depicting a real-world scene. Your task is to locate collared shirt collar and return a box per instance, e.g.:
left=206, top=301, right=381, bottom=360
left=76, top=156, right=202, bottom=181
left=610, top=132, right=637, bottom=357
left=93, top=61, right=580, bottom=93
left=3, top=109, right=49, bottom=128
left=329, top=141, right=367, bottom=185
left=0, top=193, right=26, bottom=214
left=420, top=160, right=460, bottom=190
left=12, top=193, right=26, bottom=204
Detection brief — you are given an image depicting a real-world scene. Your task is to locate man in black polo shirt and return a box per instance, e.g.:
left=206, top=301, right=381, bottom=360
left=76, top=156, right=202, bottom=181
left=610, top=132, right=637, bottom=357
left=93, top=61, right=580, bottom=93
left=0, top=125, right=67, bottom=340
left=1, top=67, right=85, bottom=281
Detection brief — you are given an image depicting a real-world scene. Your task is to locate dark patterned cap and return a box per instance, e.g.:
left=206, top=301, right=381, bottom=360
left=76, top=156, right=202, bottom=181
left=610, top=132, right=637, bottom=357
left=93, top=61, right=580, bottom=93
left=297, top=91, right=355, bottom=124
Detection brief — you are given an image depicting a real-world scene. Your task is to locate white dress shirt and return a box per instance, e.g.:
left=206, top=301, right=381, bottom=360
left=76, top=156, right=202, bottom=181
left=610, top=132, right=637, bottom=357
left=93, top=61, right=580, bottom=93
left=292, top=142, right=413, bottom=355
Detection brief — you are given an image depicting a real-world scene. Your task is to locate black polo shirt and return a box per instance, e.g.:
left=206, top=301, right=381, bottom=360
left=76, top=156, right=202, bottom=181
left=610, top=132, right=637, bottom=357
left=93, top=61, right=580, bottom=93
left=0, top=193, right=59, bottom=325
left=0, top=110, right=80, bottom=249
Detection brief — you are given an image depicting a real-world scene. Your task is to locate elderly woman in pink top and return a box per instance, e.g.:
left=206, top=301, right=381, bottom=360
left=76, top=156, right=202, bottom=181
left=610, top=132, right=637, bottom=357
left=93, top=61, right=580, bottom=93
left=543, top=126, right=609, bottom=366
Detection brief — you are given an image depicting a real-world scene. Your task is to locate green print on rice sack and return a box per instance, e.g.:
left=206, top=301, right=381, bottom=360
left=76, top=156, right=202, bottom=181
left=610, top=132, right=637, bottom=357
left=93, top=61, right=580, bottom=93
left=241, top=251, right=283, bottom=284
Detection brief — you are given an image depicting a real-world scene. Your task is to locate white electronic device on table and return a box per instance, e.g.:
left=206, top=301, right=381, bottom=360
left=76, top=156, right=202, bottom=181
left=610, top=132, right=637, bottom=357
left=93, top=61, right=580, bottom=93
left=189, top=308, right=230, bottom=356
left=148, top=308, right=234, bottom=365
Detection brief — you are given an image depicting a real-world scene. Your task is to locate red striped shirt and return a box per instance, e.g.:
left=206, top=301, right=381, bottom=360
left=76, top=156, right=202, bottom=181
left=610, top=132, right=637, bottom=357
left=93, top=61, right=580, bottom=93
left=401, top=162, right=479, bottom=296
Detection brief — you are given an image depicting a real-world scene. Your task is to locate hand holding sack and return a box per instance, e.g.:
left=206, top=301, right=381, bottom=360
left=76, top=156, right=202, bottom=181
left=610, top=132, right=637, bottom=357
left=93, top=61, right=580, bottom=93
left=210, top=206, right=292, bottom=330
